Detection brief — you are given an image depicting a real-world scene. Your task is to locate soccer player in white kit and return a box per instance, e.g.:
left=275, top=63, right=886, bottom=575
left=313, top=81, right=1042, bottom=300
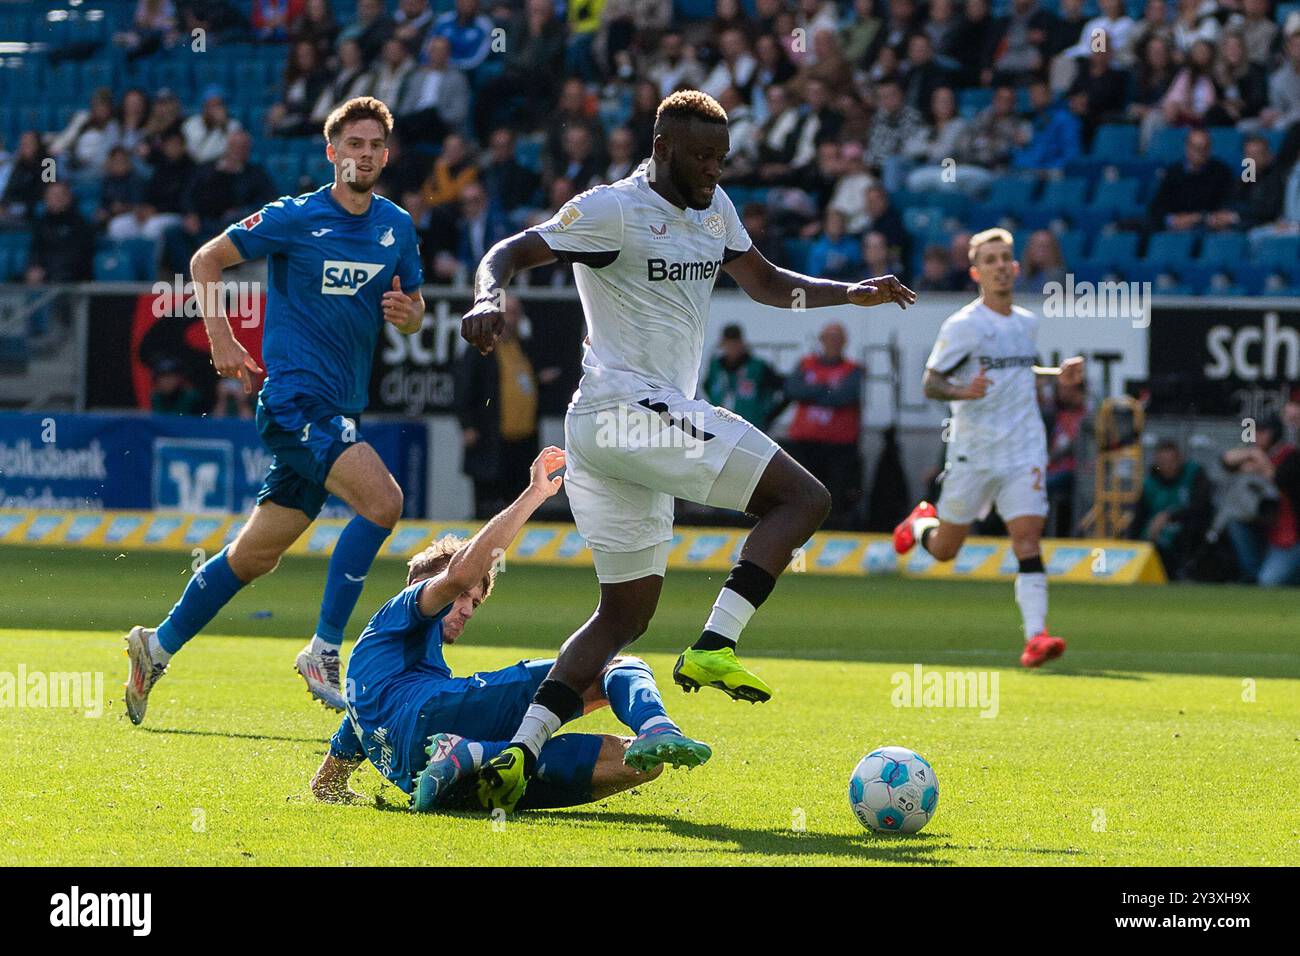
left=460, top=90, right=915, bottom=811
left=893, top=228, right=1084, bottom=668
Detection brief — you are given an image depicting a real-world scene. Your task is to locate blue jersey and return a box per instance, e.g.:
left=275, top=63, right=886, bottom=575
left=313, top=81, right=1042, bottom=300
left=342, top=581, right=453, bottom=789
left=225, top=185, right=423, bottom=418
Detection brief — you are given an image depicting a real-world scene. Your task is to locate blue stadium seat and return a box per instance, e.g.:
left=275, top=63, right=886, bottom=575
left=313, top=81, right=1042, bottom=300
left=1199, top=232, right=1248, bottom=270
left=1144, top=230, right=1198, bottom=270
left=903, top=206, right=945, bottom=237
left=1146, top=126, right=1186, bottom=165
left=987, top=176, right=1038, bottom=209
left=1209, top=128, right=1244, bottom=165
left=1090, top=177, right=1140, bottom=217
left=93, top=248, right=135, bottom=281
left=266, top=154, right=301, bottom=194
left=1089, top=231, right=1140, bottom=268
left=1056, top=231, right=1087, bottom=264
left=1037, top=177, right=1089, bottom=217
left=1090, top=124, right=1139, bottom=159
left=1253, top=233, right=1300, bottom=269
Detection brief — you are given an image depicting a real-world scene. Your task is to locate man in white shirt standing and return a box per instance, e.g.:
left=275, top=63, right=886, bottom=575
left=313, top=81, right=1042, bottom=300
left=894, top=228, right=1084, bottom=669
left=460, top=89, right=914, bottom=812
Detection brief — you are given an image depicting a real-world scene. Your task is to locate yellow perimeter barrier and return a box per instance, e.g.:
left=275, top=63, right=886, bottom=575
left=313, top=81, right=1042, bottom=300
left=0, top=510, right=1166, bottom=585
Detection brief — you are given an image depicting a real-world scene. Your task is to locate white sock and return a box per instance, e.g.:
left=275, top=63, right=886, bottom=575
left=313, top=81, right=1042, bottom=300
left=146, top=630, right=172, bottom=665
left=309, top=635, right=338, bottom=656
left=513, top=703, right=563, bottom=757
left=1014, top=572, right=1048, bottom=639
left=914, top=516, right=940, bottom=555
left=704, top=587, right=757, bottom=645
left=639, top=715, right=676, bottom=735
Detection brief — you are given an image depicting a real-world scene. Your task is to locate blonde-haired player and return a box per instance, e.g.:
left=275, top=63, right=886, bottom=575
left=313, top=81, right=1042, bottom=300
left=894, top=228, right=1084, bottom=668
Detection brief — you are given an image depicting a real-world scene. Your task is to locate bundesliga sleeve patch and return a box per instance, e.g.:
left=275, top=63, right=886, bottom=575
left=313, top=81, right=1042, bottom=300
left=546, top=204, right=583, bottom=231
left=239, top=211, right=262, bottom=230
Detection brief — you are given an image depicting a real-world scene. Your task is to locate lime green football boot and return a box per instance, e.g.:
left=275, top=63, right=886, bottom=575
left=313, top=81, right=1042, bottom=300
left=673, top=647, right=773, bottom=703
left=624, top=726, right=713, bottom=772
left=476, top=744, right=529, bottom=813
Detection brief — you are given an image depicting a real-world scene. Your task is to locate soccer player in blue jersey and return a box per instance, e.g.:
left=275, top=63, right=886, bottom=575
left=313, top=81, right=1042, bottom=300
left=309, top=447, right=705, bottom=811
left=123, top=97, right=426, bottom=723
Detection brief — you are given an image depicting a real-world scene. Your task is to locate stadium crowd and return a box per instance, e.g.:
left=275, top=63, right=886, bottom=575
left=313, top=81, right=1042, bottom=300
left=2, top=0, right=1299, bottom=583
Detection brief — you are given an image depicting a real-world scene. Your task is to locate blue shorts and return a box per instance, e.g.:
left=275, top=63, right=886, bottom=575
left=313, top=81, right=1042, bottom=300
left=255, top=397, right=361, bottom=519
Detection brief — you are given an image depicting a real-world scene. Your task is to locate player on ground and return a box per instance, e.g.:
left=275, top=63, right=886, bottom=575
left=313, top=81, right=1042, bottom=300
left=123, top=97, right=425, bottom=722
left=460, top=90, right=915, bottom=812
left=310, top=447, right=703, bottom=812
left=893, top=228, right=1084, bottom=668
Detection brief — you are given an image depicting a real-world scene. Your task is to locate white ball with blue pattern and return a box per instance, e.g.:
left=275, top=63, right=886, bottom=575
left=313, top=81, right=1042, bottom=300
left=849, top=746, right=939, bottom=834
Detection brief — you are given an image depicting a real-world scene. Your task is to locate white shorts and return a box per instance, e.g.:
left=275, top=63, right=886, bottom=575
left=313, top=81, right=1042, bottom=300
left=564, top=389, right=780, bottom=582
left=936, top=460, right=1049, bottom=526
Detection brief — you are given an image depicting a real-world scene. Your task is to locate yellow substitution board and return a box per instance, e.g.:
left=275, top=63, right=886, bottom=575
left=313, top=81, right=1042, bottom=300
left=0, top=510, right=1166, bottom=585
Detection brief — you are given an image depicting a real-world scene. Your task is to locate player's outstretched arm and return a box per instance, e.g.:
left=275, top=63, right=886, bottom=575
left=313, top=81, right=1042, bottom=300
left=192, top=233, right=263, bottom=395
left=722, top=246, right=916, bottom=310
left=461, top=231, right=558, bottom=354
left=416, top=447, right=566, bottom=616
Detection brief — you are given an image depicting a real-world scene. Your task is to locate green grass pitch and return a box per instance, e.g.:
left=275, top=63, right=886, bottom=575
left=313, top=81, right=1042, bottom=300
left=2, top=545, right=1297, bottom=866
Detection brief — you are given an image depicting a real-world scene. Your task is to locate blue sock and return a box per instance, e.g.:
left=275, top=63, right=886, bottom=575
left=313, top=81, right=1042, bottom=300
left=315, top=513, right=391, bottom=646
left=603, top=660, right=680, bottom=736
left=156, top=547, right=245, bottom=654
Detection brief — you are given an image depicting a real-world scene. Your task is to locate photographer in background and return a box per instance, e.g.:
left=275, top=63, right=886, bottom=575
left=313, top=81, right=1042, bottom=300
left=1132, top=439, right=1213, bottom=580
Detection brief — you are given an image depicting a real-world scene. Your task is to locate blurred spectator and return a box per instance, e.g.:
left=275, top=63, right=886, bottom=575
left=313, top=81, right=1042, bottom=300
left=268, top=39, right=333, bottom=137
left=183, top=88, right=242, bottom=164
left=393, top=0, right=435, bottom=57
left=1208, top=31, right=1269, bottom=126
left=375, top=130, right=431, bottom=203
left=1011, top=81, right=1084, bottom=172
left=866, top=80, right=924, bottom=191
left=647, top=31, right=705, bottom=98
left=179, top=0, right=250, bottom=43
left=626, top=80, right=661, bottom=159
left=903, top=86, right=968, bottom=180
left=368, top=38, right=419, bottom=118
left=841, top=0, right=883, bottom=66
left=473, top=0, right=565, bottom=136
left=807, top=208, right=861, bottom=280
left=1171, top=0, right=1219, bottom=55
left=899, top=33, right=951, bottom=120
left=119, top=88, right=152, bottom=157
left=1257, top=22, right=1300, bottom=132
left=26, top=182, right=95, bottom=285
left=544, top=79, right=606, bottom=182
left=945, top=85, right=1028, bottom=193
left=914, top=244, right=959, bottom=291
left=1045, top=378, right=1086, bottom=536
left=1222, top=417, right=1300, bottom=586
left=455, top=181, right=509, bottom=279
left=290, top=0, right=339, bottom=62
left=880, top=0, right=921, bottom=55
left=861, top=184, right=910, bottom=265
left=151, top=357, right=205, bottom=415
left=1225, top=136, right=1287, bottom=231
left=112, top=128, right=192, bottom=242
left=337, top=0, right=395, bottom=66
left=421, top=133, right=478, bottom=209
left=1160, top=37, right=1218, bottom=127
left=114, top=0, right=180, bottom=60
left=1133, top=439, right=1213, bottom=579
left=952, top=0, right=999, bottom=87
left=1, top=131, right=51, bottom=221
left=397, top=35, right=470, bottom=145
left=945, top=228, right=977, bottom=291
left=314, top=38, right=372, bottom=120
left=1016, top=229, right=1067, bottom=293
left=478, top=128, right=541, bottom=220
left=801, top=28, right=854, bottom=95
left=1062, top=0, right=1135, bottom=63
left=703, top=324, right=786, bottom=430
left=752, top=34, right=797, bottom=112
left=556, top=126, right=604, bottom=193
left=702, top=28, right=757, bottom=101
left=925, top=0, right=965, bottom=69
left=828, top=142, right=877, bottom=233
left=1229, top=0, right=1278, bottom=67
left=990, top=0, right=1057, bottom=85
left=252, top=0, right=304, bottom=41
left=785, top=322, right=865, bottom=529
left=1147, top=127, right=1234, bottom=231
left=431, top=0, right=496, bottom=72
left=1066, top=45, right=1128, bottom=144
left=1046, top=0, right=1089, bottom=63
left=602, top=126, right=638, bottom=183
left=213, top=376, right=254, bottom=418
left=862, top=229, right=905, bottom=281
left=140, top=88, right=185, bottom=162
left=97, top=146, right=145, bottom=229
left=50, top=87, right=122, bottom=172
left=455, top=294, right=544, bottom=518
left=1130, top=34, right=1177, bottom=147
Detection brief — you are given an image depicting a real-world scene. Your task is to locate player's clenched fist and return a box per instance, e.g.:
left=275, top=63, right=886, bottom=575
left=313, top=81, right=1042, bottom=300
left=461, top=298, right=506, bottom=355
left=529, top=446, right=566, bottom=498
left=382, top=276, right=424, bottom=333
left=847, top=275, right=917, bottom=309
left=209, top=333, right=262, bottom=395
left=1058, top=355, right=1085, bottom=386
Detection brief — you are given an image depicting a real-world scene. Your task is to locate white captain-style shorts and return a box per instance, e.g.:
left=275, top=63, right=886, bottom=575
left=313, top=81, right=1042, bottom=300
left=563, top=388, right=780, bottom=583
left=936, top=457, right=1050, bottom=526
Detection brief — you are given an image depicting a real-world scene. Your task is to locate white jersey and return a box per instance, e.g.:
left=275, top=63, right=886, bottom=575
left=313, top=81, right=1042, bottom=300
left=926, top=299, right=1047, bottom=472
left=529, top=163, right=752, bottom=411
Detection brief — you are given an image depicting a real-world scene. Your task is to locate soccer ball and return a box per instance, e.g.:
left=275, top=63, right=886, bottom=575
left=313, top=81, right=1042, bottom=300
left=848, top=746, right=939, bottom=834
